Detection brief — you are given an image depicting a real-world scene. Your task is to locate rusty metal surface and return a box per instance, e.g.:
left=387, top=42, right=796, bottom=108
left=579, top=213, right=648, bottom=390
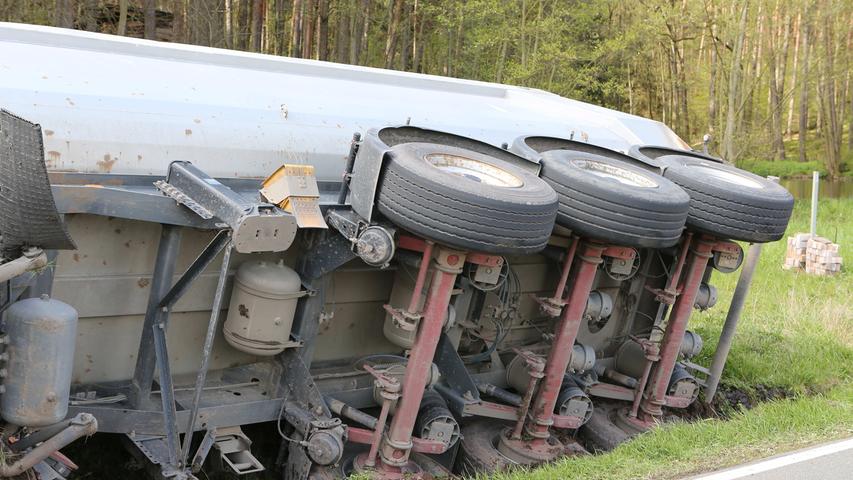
left=0, top=110, right=75, bottom=255
left=527, top=242, right=604, bottom=442
left=640, top=238, right=715, bottom=418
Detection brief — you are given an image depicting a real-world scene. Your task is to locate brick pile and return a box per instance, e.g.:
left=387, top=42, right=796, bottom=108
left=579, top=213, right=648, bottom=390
left=782, top=233, right=809, bottom=270
left=783, top=234, right=842, bottom=275
left=804, top=236, right=842, bottom=275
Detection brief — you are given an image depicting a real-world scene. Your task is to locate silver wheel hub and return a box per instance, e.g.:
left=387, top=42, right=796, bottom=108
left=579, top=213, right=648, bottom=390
left=425, top=153, right=523, bottom=188
left=690, top=163, right=764, bottom=188
left=572, top=159, right=657, bottom=188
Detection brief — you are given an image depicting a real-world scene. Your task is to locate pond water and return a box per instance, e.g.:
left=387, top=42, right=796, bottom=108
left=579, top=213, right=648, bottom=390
left=779, top=178, right=853, bottom=200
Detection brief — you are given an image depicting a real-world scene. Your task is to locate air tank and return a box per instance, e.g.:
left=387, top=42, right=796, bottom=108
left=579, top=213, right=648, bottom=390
left=224, top=260, right=303, bottom=356
left=1, top=295, right=78, bottom=427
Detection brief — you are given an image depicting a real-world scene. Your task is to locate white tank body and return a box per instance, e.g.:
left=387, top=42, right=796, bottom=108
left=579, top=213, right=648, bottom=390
left=0, top=22, right=687, bottom=181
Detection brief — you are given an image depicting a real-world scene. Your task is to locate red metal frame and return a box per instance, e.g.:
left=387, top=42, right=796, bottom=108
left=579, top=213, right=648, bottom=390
left=638, top=237, right=715, bottom=420
left=376, top=247, right=464, bottom=473
left=396, top=234, right=502, bottom=267
left=348, top=427, right=448, bottom=455
left=526, top=242, right=606, bottom=445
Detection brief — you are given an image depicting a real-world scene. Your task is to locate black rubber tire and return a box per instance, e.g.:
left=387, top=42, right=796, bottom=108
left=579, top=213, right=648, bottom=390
left=456, top=419, right=516, bottom=476
left=659, top=155, right=794, bottom=243
left=376, top=142, right=558, bottom=254
left=539, top=150, right=690, bottom=248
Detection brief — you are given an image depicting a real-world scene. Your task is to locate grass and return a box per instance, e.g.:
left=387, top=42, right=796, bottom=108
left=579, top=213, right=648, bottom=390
left=502, top=198, right=853, bottom=480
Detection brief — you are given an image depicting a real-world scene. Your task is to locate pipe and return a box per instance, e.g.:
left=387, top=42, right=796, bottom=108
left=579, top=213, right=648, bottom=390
left=476, top=382, right=522, bottom=406
left=552, top=236, right=579, bottom=301
left=0, top=413, right=97, bottom=477
left=180, top=241, right=233, bottom=465
left=528, top=242, right=604, bottom=444
left=337, top=132, right=361, bottom=205
left=640, top=238, right=714, bottom=418
left=325, top=396, right=378, bottom=430
left=703, top=242, right=763, bottom=402
left=379, top=249, right=462, bottom=469
left=407, top=242, right=434, bottom=314
left=0, top=248, right=46, bottom=284
left=365, top=388, right=393, bottom=468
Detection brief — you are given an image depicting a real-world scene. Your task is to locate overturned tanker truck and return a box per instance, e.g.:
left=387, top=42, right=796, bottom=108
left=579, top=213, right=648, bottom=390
left=0, top=22, right=794, bottom=480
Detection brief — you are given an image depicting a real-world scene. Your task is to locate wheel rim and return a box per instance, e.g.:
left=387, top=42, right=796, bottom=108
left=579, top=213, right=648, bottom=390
left=571, top=159, right=657, bottom=188
left=689, top=163, right=764, bottom=188
left=424, top=153, right=523, bottom=187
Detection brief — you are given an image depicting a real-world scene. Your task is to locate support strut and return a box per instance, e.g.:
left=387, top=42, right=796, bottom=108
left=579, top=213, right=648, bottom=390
left=527, top=242, right=604, bottom=444
left=375, top=247, right=464, bottom=475
left=638, top=237, right=715, bottom=420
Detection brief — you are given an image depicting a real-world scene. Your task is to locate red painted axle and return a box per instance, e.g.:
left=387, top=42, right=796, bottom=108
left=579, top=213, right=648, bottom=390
left=527, top=242, right=605, bottom=443
left=640, top=237, right=714, bottom=418
left=378, top=248, right=464, bottom=470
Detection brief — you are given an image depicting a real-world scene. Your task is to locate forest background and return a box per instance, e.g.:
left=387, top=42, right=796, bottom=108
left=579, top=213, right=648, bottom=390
left=2, top=0, right=851, bottom=177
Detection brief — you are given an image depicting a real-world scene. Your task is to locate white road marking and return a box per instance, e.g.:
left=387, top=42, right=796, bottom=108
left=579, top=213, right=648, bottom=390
left=692, top=437, right=853, bottom=480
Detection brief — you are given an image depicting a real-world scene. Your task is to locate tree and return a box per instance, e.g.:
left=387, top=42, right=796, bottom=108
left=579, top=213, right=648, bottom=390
left=722, top=3, right=749, bottom=162
left=117, top=0, right=128, bottom=35
left=144, top=0, right=156, bottom=40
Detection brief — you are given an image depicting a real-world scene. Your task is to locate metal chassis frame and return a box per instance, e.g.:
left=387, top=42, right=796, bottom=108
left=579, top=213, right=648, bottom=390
left=52, top=164, right=352, bottom=480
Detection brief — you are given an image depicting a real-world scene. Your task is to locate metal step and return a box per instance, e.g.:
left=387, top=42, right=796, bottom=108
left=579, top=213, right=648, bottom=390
left=213, top=426, right=265, bottom=475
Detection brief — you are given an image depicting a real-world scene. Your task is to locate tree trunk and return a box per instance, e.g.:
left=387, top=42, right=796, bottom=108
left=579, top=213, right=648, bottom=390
left=786, top=11, right=801, bottom=139
left=708, top=22, right=718, bottom=151
left=117, top=0, right=128, bottom=36
left=302, top=0, right=316, bottom=58
left=291, top=0, right=303, bottom=56
left=251, top=0, right=264, bottom=53
left=80, top=0, right=99, bottom=32
left=358, top=0, right=370, bottom=65
left=818, top=6, right=841, bottom=178
left=317, top=0, right=329, bottom=60
left=722, top=4, right=749, bottom=162
left=335, top=0, right=351, bottom=63
left=55, top=0, right=74, bottom=28
left=171, top=0, right=187, bottom=43
left=144, top=0, right=157, bottom=40
left=224, top=0, right=233, bottom=49
left=384, top=0, right=404, bottom=69
left=238, top=0, right=251, bottom=50
left=768, top=10, right=785, bottom=160
left=798, top=18, right=811, bottom=162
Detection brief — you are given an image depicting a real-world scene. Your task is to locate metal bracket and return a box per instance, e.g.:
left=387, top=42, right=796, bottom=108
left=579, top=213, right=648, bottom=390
left=327, top=208, right=396, bottom=268
left=190, top=429, right=217, bottom=473
left=158, top=161, right=298, bottom=253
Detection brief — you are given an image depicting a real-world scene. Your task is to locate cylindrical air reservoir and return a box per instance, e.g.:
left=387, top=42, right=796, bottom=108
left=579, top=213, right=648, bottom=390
left=224, top=260, right=303, bottom=356
left=2, top=295, right=78, bottom=427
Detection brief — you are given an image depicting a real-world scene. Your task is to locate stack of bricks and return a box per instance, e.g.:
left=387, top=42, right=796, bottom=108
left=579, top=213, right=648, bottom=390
left=783, top=233, right=843, bottom=275
left=782, top=233, right=810, bottom=270
left=804, top=236, right=842, bottom=275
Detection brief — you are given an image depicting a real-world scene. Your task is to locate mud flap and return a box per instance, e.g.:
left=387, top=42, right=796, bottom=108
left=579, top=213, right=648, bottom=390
left=0, top=109, right=75, bottom=257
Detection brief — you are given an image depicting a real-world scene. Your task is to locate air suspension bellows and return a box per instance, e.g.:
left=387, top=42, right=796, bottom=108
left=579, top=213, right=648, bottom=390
left=414, top=390, right=460, bottom=449
left=667, top=364, right=699, bottom=404
left=555, top=378, right=593, bottom=426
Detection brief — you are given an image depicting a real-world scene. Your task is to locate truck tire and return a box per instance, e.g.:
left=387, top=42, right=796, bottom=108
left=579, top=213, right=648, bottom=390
left=456, top=419, right=516, bottom=475
left=539, top=150, right=690, bottom=248
left=376, top=142, right=558, bottom=254
left=659, top=156, right=794, bottom=243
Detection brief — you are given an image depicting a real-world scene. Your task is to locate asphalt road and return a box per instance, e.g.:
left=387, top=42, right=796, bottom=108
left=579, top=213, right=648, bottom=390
left=691, top=437, right=853, bottom=480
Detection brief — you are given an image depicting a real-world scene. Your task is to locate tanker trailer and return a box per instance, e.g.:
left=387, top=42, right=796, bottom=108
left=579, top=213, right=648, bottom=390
left=0, top=22, right=792, bottom=480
